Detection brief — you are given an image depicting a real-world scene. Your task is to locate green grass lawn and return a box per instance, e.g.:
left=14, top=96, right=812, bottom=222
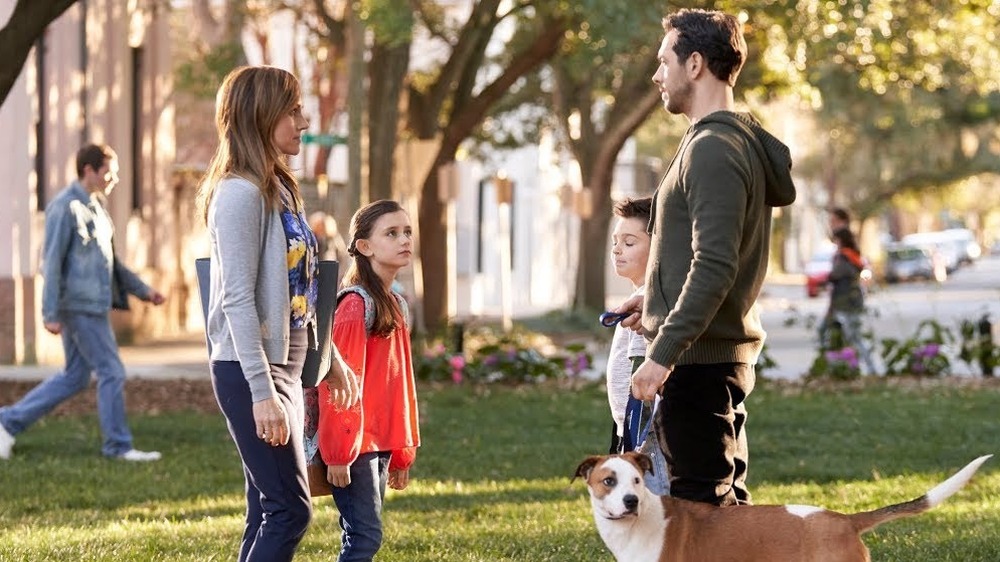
left=1, top=379, right=998, bottom=561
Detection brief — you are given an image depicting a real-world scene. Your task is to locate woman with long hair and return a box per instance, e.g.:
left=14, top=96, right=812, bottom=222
left=197, top=66, right=357, bottom=561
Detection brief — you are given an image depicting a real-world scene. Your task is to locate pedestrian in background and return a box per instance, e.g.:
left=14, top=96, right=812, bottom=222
left=309, top=211, right=350, bottom=286
left=197, top=65, right=358, bottom=562
left=828, top=206, right=851, bottom=237
left=0, top=143, right=165, bottom=462
left=619, top=8, right=797, bottom=507
left=317, top=200, right=421, bottom=562
left=821, top=228, right=879, bottom=374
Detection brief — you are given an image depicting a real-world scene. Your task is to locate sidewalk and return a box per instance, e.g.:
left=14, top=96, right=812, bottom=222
left=0, top=332, right=210, bottom=382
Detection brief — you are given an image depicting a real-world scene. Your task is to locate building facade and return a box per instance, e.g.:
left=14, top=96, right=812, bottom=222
left=0, top=0, right=175, bottom=364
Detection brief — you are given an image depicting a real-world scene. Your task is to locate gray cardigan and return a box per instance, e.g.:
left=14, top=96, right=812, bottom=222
left=206, top=177, right=292, bottom=402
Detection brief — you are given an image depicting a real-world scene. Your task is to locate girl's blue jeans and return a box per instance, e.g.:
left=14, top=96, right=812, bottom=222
left=330, top=451, right=391, bottom=562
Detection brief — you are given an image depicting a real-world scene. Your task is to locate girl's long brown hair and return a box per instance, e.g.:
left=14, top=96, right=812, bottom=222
left=344, top=200, right=407, bottom=337
left=196, top=66, right=303, bottom=223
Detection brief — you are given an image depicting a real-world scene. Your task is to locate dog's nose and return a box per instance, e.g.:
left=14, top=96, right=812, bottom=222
left=623, top=494, right=639, bottom=512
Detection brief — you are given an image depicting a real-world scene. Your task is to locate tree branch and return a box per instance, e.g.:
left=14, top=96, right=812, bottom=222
left=442, top=18, right=566, bottom=153
left=0, top=0, right=79, bottom=108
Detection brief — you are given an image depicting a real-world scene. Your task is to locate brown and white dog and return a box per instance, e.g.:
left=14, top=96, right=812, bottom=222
left=575, top=451, right=991, bottom=562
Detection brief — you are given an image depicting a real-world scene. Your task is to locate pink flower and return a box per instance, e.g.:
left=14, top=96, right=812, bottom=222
left=451, top=368, right=463, bottom=384
left=448, top=355, right=466, bottom=370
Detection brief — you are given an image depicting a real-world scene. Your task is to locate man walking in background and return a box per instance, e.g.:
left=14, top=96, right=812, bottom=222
left=0, top=143, right=165, bottom=461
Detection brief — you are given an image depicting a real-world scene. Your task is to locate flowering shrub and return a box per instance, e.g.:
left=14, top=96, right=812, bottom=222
left=881, top=319, right=953, bottom=377
left=808, top=346, right=861, bottom=380
left=414, top=342, right=466, bottom=383
left=412, top=329, right=594, bottom=385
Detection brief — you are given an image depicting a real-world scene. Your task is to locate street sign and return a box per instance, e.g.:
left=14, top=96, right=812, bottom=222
left=301, top=133, right=347, bottom=147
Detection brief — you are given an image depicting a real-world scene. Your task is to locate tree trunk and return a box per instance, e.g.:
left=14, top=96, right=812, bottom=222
left=417, top=154, right=449, bottom=332
left=411, top=21, right=566, bottom=331
left=343, top=4, right=365, bottom=227
left=368, top=40, right=410, bottom=201
left=0, top=0, right=79, bottom=108
left=575, top=192, right=613, bottom=311
left=769, top=208, right=791, bottom=274
left=571, top=88, right=660, bottom=311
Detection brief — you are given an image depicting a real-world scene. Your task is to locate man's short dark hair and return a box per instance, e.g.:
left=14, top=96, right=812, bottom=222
left=662, top=9, right=747, bottom=86
left=76, top=144, right=116, bottom=177
left=614, top=197, right=652, bottom=223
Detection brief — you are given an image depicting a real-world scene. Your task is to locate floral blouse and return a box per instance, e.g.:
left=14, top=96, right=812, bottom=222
left=278, top=189, right=318, bottom=329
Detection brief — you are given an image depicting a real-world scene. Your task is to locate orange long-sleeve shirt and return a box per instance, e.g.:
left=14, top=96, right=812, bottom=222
left=317, top=293, right=420, bottom=470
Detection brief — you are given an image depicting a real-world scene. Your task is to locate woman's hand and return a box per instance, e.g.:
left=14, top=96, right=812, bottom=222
left=325, top=348, right=360, bottom=409
left=252, top=398, right=290, bottom=446
left=328, top=464, right=352, bottom=488
left=388, top=468, right=410, bottom=490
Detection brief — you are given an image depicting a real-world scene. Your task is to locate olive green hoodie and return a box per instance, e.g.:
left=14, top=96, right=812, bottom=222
left=642, top=111, right=797, bottom=368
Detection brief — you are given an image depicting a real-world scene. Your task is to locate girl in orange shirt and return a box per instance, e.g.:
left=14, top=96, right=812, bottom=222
left=317, top=200, right=420, bottom=561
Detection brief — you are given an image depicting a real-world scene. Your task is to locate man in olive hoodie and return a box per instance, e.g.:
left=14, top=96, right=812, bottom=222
left=621, top=9, right=797, bottom=506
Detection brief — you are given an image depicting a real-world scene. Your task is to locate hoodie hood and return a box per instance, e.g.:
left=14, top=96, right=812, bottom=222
left=697, top=111, right=797, bottom=207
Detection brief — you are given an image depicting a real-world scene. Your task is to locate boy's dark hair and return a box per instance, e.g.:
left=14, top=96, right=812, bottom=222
left=76, top=143, right=116, bottom=177
left=662, top=9, right=747, bottom=87
left=613, top=197, right=652, bottom=223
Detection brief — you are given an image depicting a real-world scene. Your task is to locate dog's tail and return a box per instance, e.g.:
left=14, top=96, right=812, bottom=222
left=848, top=455, right=991, bottom=534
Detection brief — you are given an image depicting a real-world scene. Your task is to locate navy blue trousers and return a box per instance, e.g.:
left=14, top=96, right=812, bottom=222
left=211, top=330, right=311, bottom=562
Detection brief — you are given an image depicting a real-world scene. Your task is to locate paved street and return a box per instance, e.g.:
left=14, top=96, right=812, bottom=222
left=0, top=333, right=209, bottom=382
left=758, top=254, right=1000, bottom=380
left=2, top=255, right=997, bottom=383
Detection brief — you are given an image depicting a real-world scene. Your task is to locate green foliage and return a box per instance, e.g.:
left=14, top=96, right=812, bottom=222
left=360, top=0, right=414, bottom=47
left=881, top=319, right=954, bottom=377
left=755, top=343, right=779, bottom=375
left=2, top=382, right=1000, bottom=560
left=957, top=316, right=999, bottom=376
left=174, top=41, right=243, bottom=99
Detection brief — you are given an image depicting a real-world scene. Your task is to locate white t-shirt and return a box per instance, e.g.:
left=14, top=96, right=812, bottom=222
left=606, top=285, right=648, bottom=436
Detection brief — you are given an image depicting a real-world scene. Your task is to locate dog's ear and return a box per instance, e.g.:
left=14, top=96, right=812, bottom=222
left=573, top=456, right=602, bottom=483
left=624, top=451, right=654, bottom=474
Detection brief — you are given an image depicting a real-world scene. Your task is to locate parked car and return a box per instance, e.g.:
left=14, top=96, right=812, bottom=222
left=884, top=244, right=935, bottom=284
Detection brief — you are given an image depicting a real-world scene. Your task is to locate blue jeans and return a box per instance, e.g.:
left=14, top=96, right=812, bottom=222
left=210, top=327, right=311, bottom=562
left=0, top=312, right=133, bottom=456
left=331, top=451, right=391, bottom=562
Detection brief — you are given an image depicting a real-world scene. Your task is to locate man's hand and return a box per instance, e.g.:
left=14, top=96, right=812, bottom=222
left=325, top=350, right=360, bottom=409
left=388, top=468, right=410, bottom=490
left=327, top=464, right=351, bottom=488
left=614, top=294, right=644, bottom=332
left=252, top=398, right=290, bottom=446
left=147, top=290, right=166, bottom=306
left=631, top=359, right=673, bottom=401
left=44, top=321, right=62, bottom=335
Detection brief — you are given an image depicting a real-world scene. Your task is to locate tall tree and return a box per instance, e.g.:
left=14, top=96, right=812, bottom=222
left=770, top=0, right=1000, bottom=218
left=547, top=2, right=666, bottom=311
left=0, top=0, right=79, bottom=108
left=366, top=0, right=414, bottom=201
left=406, top=0, right=567, bottom=331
